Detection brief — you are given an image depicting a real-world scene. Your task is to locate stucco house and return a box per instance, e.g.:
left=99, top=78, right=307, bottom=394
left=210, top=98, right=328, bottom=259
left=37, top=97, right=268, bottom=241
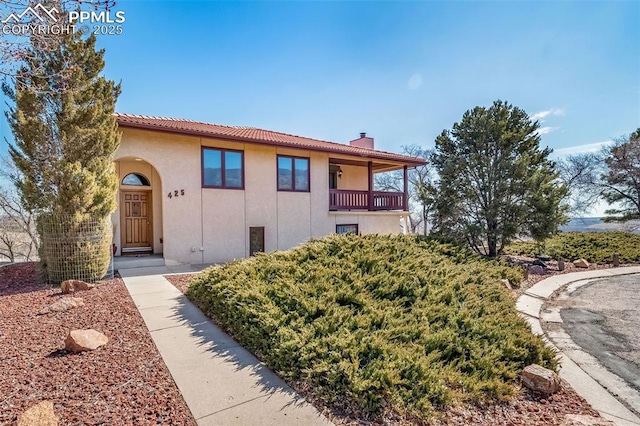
left=112, top=114, right=426, bottom=265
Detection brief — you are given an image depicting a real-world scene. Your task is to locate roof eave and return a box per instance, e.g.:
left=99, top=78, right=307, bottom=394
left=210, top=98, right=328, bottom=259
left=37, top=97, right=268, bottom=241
left=117, top=120, right=427, bottom=166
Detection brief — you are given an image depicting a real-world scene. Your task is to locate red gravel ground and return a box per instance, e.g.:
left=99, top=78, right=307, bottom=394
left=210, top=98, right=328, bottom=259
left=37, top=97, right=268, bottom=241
left=0, top=262, right=197, bottom=426
left=164, top=273, right=603, bottom=426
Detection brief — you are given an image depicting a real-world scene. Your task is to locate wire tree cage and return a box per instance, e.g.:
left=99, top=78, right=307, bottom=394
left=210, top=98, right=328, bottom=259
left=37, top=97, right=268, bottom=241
left=38, top=214, right=114, bottom=285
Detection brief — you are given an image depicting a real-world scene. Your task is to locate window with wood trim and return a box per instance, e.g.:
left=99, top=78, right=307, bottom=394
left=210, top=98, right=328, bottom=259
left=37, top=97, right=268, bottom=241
left=336, top=224, right=358, bottom=235
left=277, top=155, right=310, bottom=192
left=122, top=173, right=150, bottom=186
left=202, top=148, right=244, bottom=189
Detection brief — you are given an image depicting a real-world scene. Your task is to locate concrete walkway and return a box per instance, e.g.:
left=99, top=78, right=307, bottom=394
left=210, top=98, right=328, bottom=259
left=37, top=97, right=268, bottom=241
left=516, top=266, right=640, bottom=426
left=119, top=267, right=332, bottom=426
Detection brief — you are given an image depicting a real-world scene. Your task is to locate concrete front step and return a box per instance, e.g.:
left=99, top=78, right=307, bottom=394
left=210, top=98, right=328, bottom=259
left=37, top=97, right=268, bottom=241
left=114, top=254, right=165, bottom=270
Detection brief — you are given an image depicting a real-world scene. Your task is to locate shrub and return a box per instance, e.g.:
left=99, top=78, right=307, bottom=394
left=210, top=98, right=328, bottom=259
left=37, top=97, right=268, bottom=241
left=187, top=234, right=555, bottom=421
left=504, top=232, right=640, bottom=264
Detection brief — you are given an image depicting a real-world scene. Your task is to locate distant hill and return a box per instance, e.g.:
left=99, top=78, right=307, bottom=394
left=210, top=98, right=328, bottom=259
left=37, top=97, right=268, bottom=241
left=560, top=217, right=640, bottom=234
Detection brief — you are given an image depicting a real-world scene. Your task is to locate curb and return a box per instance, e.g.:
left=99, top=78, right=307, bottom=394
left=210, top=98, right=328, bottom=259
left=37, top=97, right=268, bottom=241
left=516, top=267, right=640, bottom=426
left=0, top=261, right=24, bottom=270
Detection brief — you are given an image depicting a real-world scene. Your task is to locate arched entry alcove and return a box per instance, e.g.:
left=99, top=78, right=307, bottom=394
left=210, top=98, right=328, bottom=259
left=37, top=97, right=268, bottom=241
left=112, top=157, right=163, bottom=257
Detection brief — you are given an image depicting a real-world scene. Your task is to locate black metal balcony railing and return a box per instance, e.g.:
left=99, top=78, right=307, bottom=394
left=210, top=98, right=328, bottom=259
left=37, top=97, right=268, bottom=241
left=329, top=189, right=405, bottom=211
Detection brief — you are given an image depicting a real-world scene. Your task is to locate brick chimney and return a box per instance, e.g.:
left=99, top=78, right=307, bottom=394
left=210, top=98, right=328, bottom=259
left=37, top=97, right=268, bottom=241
left=349, top=132, right=374, bottom=149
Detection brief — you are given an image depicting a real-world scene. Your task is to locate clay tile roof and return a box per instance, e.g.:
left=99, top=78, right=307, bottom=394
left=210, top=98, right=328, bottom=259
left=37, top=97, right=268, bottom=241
left=115, top=113, right=426, bottom=166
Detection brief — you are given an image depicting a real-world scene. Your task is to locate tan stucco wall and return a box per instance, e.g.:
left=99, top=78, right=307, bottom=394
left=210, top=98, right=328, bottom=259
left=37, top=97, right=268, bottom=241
left=113, top=128, right=406, bottom=265
left=114, top=130, right=202, bottom=265
left=277, top=191, right=312, bottom=250
left=310, top=151, right=333, bottom=238
left=332, top=212, right=402, bottom=234
left=336, top=164, right=369, bottom=190
left=245, top=145, right=278, bottom=254
left=202, top=189, right=245, bottom=263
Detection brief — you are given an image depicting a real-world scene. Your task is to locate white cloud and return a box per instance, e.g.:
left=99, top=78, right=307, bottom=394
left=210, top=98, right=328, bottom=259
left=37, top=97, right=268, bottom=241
left=536, top=126, right=558, bottom=135
left=531, top=108, right=565, bottom=122
left=551, top=140, right=612, bottom=158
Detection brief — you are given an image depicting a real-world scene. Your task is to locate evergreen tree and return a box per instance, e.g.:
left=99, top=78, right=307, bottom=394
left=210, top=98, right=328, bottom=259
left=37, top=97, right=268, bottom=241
left=3, top=26, right=121, bottom=282
left=431, top=100, right=568, bottom=257
left=0, top=0, right=116, bottom=81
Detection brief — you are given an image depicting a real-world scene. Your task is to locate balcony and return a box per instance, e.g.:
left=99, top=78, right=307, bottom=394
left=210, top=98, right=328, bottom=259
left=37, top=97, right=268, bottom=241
left=329, top=189, right=406, bottom=211
left=328, top=157, right=410, bottom=212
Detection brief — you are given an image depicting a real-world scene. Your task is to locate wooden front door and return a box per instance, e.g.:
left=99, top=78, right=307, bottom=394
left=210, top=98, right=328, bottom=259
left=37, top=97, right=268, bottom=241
left=121, top=191, right=152, bottom=252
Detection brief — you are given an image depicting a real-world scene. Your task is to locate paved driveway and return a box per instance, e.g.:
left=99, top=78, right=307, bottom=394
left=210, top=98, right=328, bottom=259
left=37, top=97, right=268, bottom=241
left=559, top=274, right=640, bottom=392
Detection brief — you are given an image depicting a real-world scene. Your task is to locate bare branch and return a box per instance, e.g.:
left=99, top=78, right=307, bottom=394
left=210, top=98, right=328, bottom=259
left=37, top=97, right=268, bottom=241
left=556, top=152, right=603, bottom=216
left=557, top=131, right=640, bottom=221
left=0, top=0, right=117, bottom=90
left=375, top=145, right=436, bottom=235
left=0, top=184, right=38, bottom=262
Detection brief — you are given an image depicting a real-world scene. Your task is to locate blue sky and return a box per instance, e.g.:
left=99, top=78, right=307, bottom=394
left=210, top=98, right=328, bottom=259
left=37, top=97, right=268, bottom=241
left=1, top=1, right=639, bottom=158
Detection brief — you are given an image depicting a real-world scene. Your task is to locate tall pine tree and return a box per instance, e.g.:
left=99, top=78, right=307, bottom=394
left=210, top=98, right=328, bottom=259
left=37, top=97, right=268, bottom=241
left=3, top=26, right=121, bottom=282
left=431, top=100, right=568, bottom=257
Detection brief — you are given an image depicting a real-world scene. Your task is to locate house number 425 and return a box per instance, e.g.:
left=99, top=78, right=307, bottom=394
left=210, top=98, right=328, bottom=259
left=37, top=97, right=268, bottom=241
left=167, top=190, right=185, bottom=199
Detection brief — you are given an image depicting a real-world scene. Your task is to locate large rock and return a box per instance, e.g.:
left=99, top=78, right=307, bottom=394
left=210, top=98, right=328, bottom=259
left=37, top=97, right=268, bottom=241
left=64, top=329, right=108, bottom=352
left=529, top=265, right=547, bottom=275
left=561, top=414, right=615, bottom=425
left=61, top=279, right=95, bottom=294
left=14, top=400, right=58, bottom=426
left=533, top=259, right=547, bottom=267
left=38, top=298, right=84, bottom=315
left=573, top=259, right=590, bottom=268
left=521, top=364, right=561, bottom=394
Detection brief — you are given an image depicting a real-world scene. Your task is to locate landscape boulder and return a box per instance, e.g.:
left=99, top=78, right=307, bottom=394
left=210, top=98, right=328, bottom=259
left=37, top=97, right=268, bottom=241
left=529, top=265, right=547, bottom=275
left=38, top=298, right=84, bottom=315
left=561, top=414, right=615, bottom=426
left=521, top=364, right=561, bottom=394
left=532, top=259, right=547, bottom=267
left=572, top=259, right=590, bottom=268
left=60, top=279, right=95, bottom=294
left=13, top=400, right=58, bottom=426
left=64, top=329, right=108, bottom=352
